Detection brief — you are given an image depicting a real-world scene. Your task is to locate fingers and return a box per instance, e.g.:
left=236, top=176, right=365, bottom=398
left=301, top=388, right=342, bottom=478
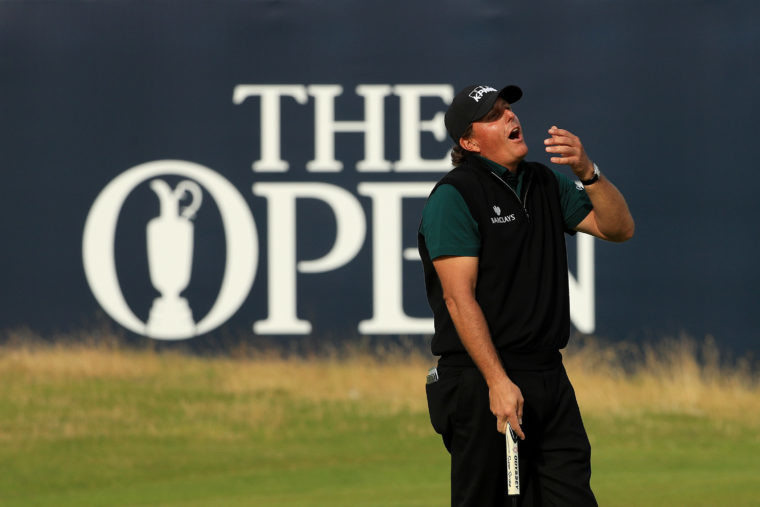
left=550, top=156, right=574, bottom=165
left=513, top=394, right=525, bottom=439
left=544, top=145, right=575, bottom=155
left=544, top=125, right=578, bottom=146
left=495, top=404, right=525, bottom=440
left=544, top=136, right=575, bottom=146
left=546, top=143, right=579, bottom=166
left=545, top=125, right=591, bottom=170
left=546, top=125, right=577, bottom=140
left=490, top=379, right=525, bottom=439
left=544, top=126, right=580, bottom=163
left=517, top=397, right=523, bottom=423
left=509, top=414, right=525, bottom=440
left=496, top=415, right=525, bottom=439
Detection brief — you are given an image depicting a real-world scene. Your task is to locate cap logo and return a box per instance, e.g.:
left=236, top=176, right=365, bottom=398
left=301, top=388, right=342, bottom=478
left=468, top=86, right=497, bottom=102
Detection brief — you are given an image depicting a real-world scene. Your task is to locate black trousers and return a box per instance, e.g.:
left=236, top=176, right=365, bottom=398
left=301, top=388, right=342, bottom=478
left=426, top=362, right=597, bottom=507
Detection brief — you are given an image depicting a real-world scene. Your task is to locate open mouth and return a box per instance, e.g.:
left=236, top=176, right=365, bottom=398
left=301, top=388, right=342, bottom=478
left=508, top=127, right=521, bottom=140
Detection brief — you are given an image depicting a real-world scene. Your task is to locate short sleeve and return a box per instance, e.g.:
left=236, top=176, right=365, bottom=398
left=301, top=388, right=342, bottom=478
left=551, top=169, right=593, bottom=231
left=420, top=184, right=480, bottom=259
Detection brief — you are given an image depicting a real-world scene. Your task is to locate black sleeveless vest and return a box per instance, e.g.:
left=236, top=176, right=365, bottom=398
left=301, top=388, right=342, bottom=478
left=418, top=156, right=573, bottom=357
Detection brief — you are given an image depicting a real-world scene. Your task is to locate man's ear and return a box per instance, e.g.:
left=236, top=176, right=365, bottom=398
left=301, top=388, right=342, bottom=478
left=460, top=136, right=479, bottom=152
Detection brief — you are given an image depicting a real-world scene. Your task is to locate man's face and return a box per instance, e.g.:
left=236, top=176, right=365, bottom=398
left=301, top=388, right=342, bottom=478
left=463, top=98, right=528, bottom=170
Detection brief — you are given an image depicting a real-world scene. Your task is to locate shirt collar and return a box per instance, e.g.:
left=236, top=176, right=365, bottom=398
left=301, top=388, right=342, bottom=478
left=475, top=155, right=522, bottom=184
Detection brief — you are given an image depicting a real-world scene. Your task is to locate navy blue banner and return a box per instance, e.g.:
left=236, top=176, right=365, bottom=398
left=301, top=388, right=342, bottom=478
left=2, top=1, right=759, bottom=354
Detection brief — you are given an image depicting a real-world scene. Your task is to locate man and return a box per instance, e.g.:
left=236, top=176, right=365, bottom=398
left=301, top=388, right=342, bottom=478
left=419, top=84, right=634, bottom=506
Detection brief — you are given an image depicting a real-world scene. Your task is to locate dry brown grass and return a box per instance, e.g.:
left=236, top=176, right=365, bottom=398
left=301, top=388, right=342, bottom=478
left=0, top=335, right=435, bottom=442
left=220, top=354, right=431, bottom=410
left=1, top=333, right=757, bottom=430
left=564, top=336, right=759, bottom=424
left=0, top=341, right=431, bottom=406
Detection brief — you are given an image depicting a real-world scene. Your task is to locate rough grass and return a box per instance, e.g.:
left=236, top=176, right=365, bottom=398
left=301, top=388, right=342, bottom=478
left=564, top=336, right=759, bottom=423
left=0, top=333, right=758, bottom=505
left=4, top=333, right=755, bottom=420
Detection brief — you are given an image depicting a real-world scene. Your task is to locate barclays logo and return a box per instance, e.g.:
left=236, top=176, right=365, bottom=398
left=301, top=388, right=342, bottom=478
left=82, top=160, right=258, bottom=340
left=491, top=208, right=516, bottom=224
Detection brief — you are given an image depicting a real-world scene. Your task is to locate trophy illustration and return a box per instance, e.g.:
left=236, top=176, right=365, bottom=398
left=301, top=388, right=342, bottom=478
left=145, top=179, right=202, bottom=338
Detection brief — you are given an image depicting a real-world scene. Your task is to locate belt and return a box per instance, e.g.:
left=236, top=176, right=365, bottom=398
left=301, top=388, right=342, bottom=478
left=438, top=348, right=561, bottom=371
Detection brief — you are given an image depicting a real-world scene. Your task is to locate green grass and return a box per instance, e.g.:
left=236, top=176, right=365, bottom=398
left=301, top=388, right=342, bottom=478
left=1, top=392, right=447, bottom=505
left=1, top=342, right=758, bottom=506
left=588, top=414, right=760, bottom=506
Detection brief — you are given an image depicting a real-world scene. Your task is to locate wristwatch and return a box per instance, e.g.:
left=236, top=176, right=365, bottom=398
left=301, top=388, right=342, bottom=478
left=580, top=163, right=600, bottom=186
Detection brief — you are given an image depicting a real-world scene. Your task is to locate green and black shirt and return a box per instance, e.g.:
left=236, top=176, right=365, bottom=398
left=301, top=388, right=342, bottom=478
left=418, top=155, right=593, bottom=362
left=420, top=155, right=592, bottom=259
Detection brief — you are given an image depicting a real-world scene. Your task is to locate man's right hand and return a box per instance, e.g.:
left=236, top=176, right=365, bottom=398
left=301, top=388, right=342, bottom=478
left=488, top=377, right=525, bottom=439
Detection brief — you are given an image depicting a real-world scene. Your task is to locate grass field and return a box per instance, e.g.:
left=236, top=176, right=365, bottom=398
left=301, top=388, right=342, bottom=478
left=1, top=335, right=758, bottom=506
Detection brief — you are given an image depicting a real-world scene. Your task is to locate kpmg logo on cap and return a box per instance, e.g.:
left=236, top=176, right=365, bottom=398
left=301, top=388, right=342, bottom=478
left=468, top=85, right=497, bottom=102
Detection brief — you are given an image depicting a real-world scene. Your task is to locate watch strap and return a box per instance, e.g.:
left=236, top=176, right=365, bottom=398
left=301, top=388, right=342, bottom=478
left=580, top=163, right=600, bottom=186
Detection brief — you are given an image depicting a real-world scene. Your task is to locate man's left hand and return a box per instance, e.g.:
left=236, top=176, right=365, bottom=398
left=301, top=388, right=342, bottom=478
left=544, top=126, right=595, bottom=180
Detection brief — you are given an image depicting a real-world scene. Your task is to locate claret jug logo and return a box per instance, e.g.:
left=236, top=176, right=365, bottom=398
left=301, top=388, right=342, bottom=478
left=82, top=160, right=258, bottom=340
left=145, top=179, right=201, bottom=337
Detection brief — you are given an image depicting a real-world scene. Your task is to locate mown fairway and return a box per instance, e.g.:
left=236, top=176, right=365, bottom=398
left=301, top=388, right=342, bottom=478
left=1, top=339, right=758, bottom=506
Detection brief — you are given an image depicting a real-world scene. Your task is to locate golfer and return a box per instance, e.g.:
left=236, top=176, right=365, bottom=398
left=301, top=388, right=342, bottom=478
left=419, top=84, right=634, bottom=506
